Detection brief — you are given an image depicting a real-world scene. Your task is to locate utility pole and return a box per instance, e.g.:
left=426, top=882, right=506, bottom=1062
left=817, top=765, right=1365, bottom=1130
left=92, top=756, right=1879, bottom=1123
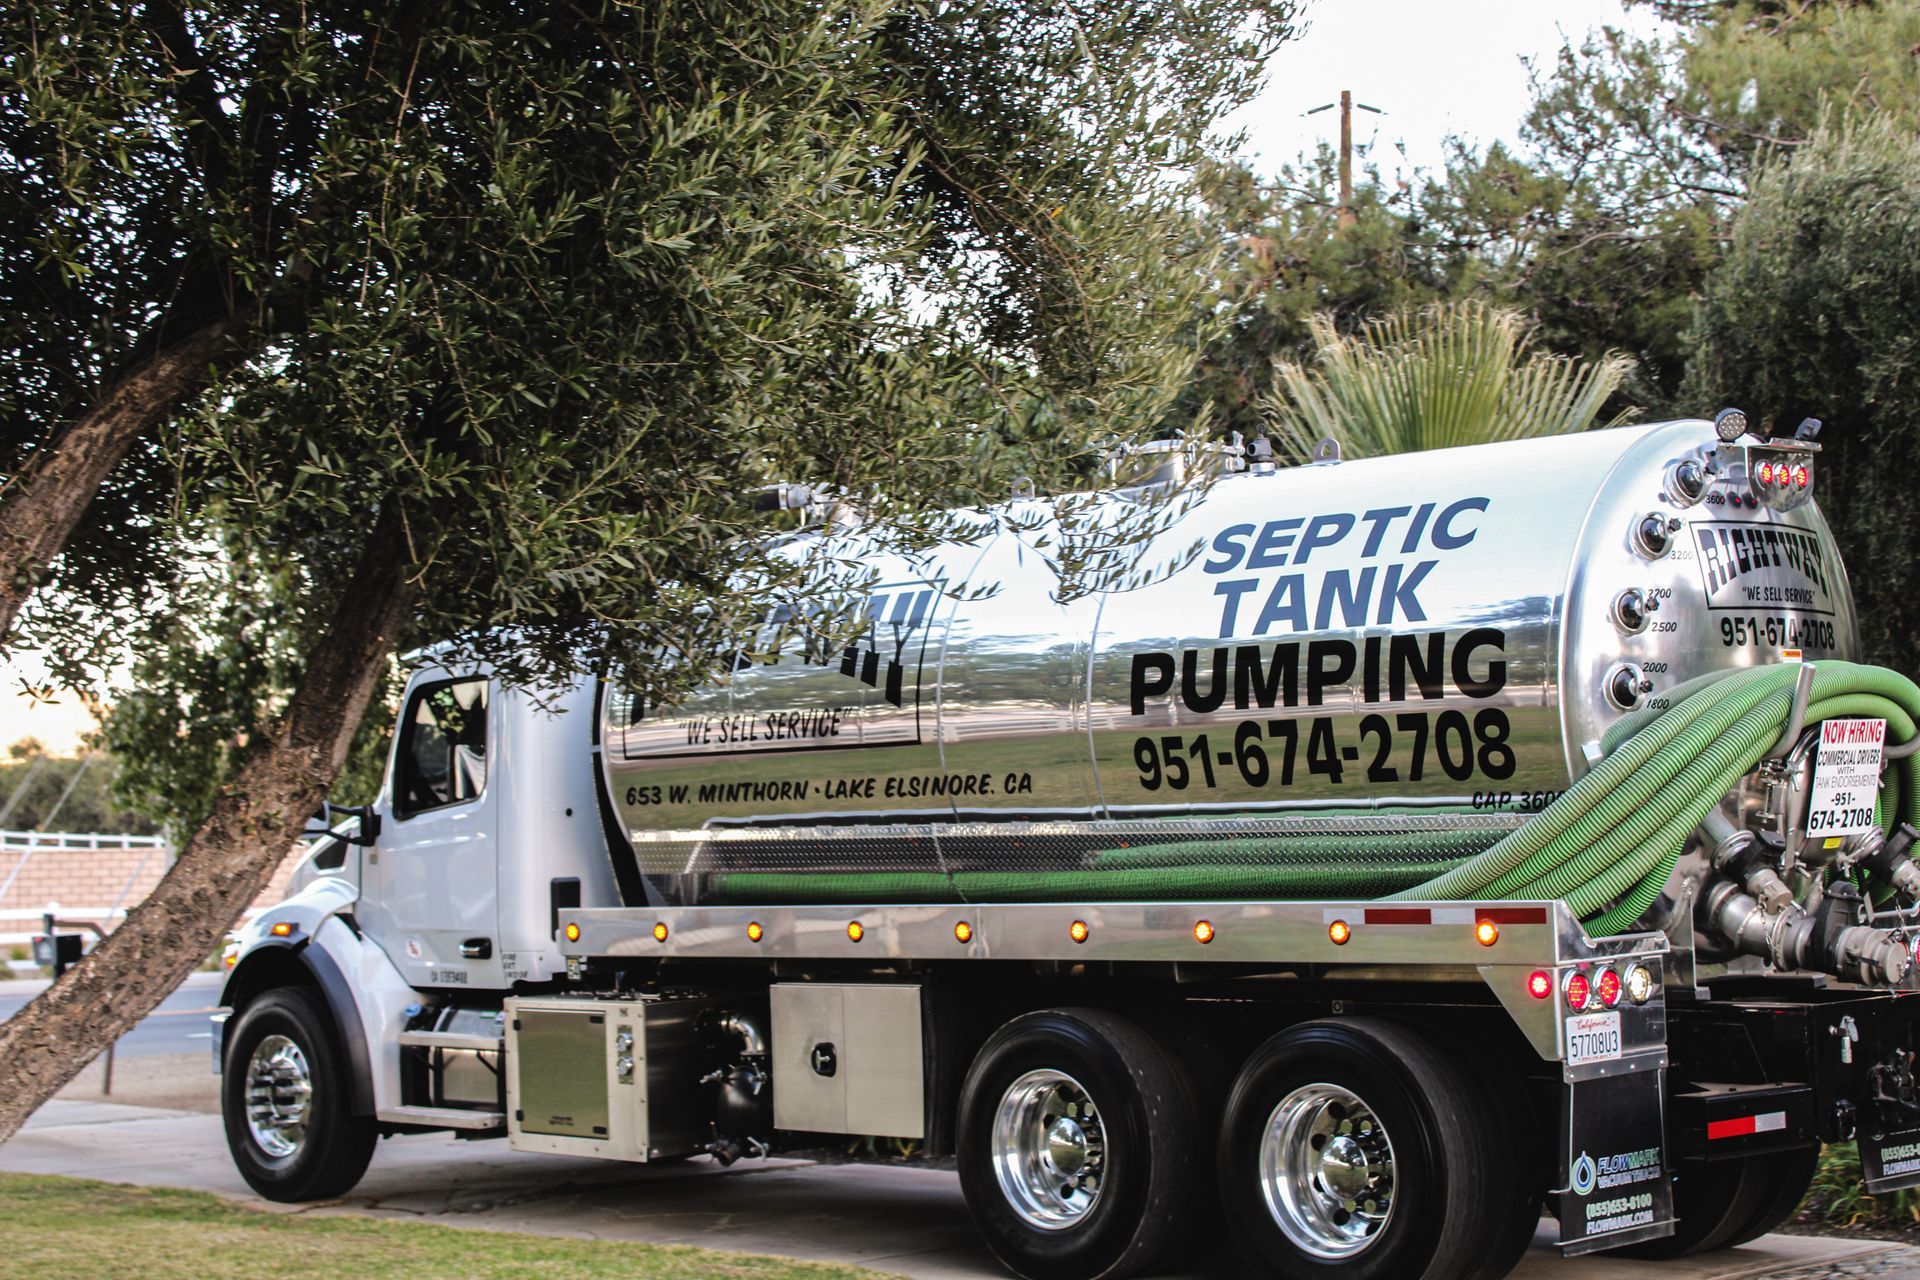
left=1305, top=91, right=1386, bottom=230
left=1338, top=89, right=1354, bottom=229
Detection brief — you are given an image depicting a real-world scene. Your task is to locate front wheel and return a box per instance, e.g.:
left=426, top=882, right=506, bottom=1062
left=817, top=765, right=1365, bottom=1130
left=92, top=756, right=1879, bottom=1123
left=956, top=1008, right=1200, bottom=1280
left=222, top=985, right=375, bottom=1201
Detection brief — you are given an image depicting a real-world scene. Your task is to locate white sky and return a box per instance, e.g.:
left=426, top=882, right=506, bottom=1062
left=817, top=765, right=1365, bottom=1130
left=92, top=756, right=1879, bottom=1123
left=1226, top=0, right=1663, bottom=181
left=0, top=0, right=1669, bottom=760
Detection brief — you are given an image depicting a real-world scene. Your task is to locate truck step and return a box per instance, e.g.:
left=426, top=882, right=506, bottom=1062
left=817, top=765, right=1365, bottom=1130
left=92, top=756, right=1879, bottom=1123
left=396, top=1030, right=504, bottom=1052
left=376, top=1105, right=505, bottom=1131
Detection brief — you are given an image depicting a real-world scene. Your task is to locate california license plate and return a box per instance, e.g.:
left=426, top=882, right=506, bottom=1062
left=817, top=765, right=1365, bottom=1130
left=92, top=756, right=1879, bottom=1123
left=1566, top=1012, right=1622, bottom=1065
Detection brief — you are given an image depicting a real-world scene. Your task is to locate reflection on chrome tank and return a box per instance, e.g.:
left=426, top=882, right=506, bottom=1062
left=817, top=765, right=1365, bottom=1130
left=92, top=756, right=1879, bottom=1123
left=599, top=421, right=1855, bottom=905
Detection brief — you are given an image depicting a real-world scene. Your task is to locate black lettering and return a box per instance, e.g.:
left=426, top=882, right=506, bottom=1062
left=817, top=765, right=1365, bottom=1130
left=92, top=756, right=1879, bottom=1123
left=1130, top=652, right=1175, bottom=715
left=1389, top=632, right=1445, bottom=701
left=1234, top=644, right=1298, bottom=710
left=1182, top=647, right=1229, bottom=713
left=1306, top=640, right=1356, bottom=706
left=1453, top=627, right=1508, bottom=697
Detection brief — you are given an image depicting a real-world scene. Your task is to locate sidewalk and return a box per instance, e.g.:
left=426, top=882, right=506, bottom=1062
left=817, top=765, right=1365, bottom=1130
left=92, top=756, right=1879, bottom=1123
left=0, top=968, right=226, bottom=997
left=0, top=1098, right=1908, bottom=1280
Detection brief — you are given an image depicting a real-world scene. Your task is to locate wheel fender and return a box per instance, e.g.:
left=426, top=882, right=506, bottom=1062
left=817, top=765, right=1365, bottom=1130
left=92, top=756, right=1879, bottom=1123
left=220, top=881, right=406, bottom=1118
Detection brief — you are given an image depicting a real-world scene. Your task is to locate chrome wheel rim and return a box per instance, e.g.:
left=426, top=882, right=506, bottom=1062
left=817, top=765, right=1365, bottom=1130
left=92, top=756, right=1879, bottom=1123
left=990, top=1068, right=1107, bottom=1230
left=245, top=1034, right=313, bottom=1159
left=1258, top=1082, right=1395, bottom=1259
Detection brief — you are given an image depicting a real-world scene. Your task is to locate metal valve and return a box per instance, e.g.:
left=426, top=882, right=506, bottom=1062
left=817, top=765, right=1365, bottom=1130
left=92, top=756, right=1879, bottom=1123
left=614, top=1030, right=634, bottom=1054
left=1669, top=458, right=1707, bottom=505
left=1634, top=513, right=1681, bottom=558
left=1606, top=663, right=1653, bottom=710
left=616, top=1055, right=635, bottom=1080
left=1613, top=588, right=1649, bottom=633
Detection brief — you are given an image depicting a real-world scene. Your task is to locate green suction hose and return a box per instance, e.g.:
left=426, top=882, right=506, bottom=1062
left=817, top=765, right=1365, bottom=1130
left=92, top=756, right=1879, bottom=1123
left=701, top=662, right=1920, bottom=936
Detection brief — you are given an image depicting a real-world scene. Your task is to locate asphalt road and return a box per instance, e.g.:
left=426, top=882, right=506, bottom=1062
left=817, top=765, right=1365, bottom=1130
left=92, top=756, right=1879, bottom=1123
left=0, top=972, right=224, bottom=1059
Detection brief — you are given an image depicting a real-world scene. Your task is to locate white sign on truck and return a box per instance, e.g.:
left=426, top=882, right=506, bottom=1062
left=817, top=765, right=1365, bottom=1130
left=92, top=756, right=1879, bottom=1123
left=1808, top=717, right=1887, bottom=840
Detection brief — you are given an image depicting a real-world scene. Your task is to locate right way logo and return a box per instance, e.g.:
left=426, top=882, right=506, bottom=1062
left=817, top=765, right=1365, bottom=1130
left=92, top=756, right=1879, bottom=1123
left=1693, top=522, right=1836, bottom=615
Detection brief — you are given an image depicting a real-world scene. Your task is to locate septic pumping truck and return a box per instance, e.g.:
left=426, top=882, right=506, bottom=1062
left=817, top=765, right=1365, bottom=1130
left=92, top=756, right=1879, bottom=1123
left=218, top=411, right=1920, bottom=1280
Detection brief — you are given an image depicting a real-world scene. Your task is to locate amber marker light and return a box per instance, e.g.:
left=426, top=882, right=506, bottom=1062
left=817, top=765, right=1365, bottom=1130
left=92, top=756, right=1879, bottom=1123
left=1069, top=920, right=1090, bottom=944
left=564, top=922, right=581, bottom=942
left=269, top=921, right=294, bottom=938
left=746, top=921, right=764, bottom=943
left=1475, top=919, right=1500, bottom=947
left=1193, top=920, right=1215, bottom=945
left=652, top=922, right=669, bottom=943
left=954, top=921, right=973, bottom=944
left=847, top=921, right=865, bottom=943
left=1328, top=919, right=1351, bottom=945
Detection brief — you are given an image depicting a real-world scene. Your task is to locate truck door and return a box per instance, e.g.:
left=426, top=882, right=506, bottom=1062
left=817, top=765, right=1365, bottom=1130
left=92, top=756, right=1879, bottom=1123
left=362, top=673, right=502, bottom=989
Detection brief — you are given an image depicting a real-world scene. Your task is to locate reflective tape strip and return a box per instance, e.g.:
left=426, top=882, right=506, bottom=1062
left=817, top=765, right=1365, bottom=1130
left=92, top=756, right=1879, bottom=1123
left=1708, top=1111, right=1788, bottom=1141
left=1364, top=907, right=1431, bottom=925
left=1477, top=906, right=1550, bottom=925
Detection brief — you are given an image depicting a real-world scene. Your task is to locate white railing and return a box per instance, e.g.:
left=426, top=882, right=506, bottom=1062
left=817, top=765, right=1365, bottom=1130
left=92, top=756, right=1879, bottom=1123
left=0, top=830, right=165, bottom=850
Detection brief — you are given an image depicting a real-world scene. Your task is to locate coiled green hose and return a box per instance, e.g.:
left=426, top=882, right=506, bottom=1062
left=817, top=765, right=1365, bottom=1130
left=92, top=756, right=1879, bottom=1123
left=704, top=662, right=1920, bottom=936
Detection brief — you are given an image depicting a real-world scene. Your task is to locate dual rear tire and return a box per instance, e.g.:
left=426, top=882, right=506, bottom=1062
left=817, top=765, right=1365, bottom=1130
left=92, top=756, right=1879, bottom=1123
left=957, top=1011, right=1536, bottom=1280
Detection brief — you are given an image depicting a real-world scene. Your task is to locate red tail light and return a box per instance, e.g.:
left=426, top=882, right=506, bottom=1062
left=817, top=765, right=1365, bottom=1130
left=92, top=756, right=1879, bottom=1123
left=1565, top=971, right=1592, bottom=1011
left=1595, top=968, right=1623, bottom=1007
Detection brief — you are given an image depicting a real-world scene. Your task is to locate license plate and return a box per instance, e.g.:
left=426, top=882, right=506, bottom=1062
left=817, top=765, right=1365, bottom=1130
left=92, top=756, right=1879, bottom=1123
left=1567, top=1012, right=1622, bottom=1065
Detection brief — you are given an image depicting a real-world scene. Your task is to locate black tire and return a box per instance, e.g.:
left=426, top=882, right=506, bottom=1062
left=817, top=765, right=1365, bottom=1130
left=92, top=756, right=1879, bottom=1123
left=956, top=1007, right=1200, bottom=1280
left=1719, top=1145, right=1820, bottom=1248
left=1462, top=1059, right=1543, bottom=1280
left=1216, top=1018, right=1518, bottom=1280
left=1607, top=1155, right=1769, bottom=1258
left=222, top=985, right=376, bottom=1201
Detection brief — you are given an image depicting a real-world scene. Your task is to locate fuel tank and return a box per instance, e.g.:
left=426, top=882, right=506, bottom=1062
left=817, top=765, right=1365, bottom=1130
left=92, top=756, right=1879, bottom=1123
left=599, top=420, right=1854, bottom=906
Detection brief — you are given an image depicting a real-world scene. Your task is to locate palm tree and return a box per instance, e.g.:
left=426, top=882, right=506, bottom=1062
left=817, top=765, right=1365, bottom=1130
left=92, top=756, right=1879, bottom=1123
left=1264, top=301, right=1635, bottom=461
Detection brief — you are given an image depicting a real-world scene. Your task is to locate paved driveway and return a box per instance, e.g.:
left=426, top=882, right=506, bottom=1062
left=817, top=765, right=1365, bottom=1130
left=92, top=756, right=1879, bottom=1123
left=1, top=1099, right=1906, bottom=1280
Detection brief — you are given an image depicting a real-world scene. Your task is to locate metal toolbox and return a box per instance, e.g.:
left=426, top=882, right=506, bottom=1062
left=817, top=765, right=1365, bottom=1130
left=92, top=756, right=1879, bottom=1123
left=505, top=994, right=716, bottom=1161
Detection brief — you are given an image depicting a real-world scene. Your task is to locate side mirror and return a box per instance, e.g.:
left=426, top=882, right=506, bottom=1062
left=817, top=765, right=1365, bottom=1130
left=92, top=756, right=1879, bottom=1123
left=302, top=802, right=382, bottom=847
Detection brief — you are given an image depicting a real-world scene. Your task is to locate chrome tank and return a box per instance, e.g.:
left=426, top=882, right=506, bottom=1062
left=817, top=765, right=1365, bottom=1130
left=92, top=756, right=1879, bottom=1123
left=599, top=421, right=1856, bottom=906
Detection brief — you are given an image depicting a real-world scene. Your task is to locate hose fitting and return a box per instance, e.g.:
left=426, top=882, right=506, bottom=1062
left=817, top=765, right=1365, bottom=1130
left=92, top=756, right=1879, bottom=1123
left=1865, top=824, right=1920, bottom=903
left=1713, top=829, right=1794, bottom=914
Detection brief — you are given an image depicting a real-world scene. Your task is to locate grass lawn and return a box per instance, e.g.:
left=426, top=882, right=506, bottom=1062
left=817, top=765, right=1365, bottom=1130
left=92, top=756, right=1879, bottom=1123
left=0, top=1173, right=895, bottom=1280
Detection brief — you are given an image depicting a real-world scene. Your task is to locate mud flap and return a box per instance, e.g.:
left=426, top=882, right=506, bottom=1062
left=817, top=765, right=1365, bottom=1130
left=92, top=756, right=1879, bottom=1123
left=1556, top=1067, right=1675, bottom=1254
left=1861, top=1127, right=1920, bottom=1192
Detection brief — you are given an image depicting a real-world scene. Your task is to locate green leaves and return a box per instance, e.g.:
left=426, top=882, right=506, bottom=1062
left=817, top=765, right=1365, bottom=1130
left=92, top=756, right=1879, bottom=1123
left=9, top=0, right=1295, bottom=821
left=1265, top=302, right=1633, bottom=462
left=1689, top=116, right=1920, bottom=681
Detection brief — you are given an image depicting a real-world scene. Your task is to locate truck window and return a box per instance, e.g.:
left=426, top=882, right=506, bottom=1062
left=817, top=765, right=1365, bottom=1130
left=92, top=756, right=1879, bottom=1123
left=310, top=834, right=347, bottom=871
left=395, top=677, right=490, bottom=818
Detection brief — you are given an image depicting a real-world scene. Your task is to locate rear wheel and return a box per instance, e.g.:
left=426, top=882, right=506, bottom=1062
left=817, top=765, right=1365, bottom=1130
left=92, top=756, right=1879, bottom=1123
left=1217, top=1018, right=1523, bottom=1280
left=1720, top=1145, right=1819, bottom=1248
left=222, top=986, right=376, bottom=1201
left=1607, top=1155, right=1769, bottom=1258
left=956, top=1008, right=1200, bottom=1280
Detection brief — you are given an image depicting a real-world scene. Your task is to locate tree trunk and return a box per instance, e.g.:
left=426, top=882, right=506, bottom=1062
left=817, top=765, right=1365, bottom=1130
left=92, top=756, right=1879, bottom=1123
left=0, top=316, right=240, bottom=641
left=0, top=508, right=418, bottom=1144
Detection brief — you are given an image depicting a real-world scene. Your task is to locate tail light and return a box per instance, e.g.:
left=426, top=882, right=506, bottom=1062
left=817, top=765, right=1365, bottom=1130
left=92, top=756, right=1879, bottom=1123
left=1565, top=971, right=1593, bottom=1011
left=1595, top=967, right=1623, bottom=1007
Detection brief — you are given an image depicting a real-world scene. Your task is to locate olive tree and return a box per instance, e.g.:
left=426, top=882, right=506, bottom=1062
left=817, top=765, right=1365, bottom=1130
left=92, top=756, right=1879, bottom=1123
left=0, top=0, right=1295, bottom=1140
